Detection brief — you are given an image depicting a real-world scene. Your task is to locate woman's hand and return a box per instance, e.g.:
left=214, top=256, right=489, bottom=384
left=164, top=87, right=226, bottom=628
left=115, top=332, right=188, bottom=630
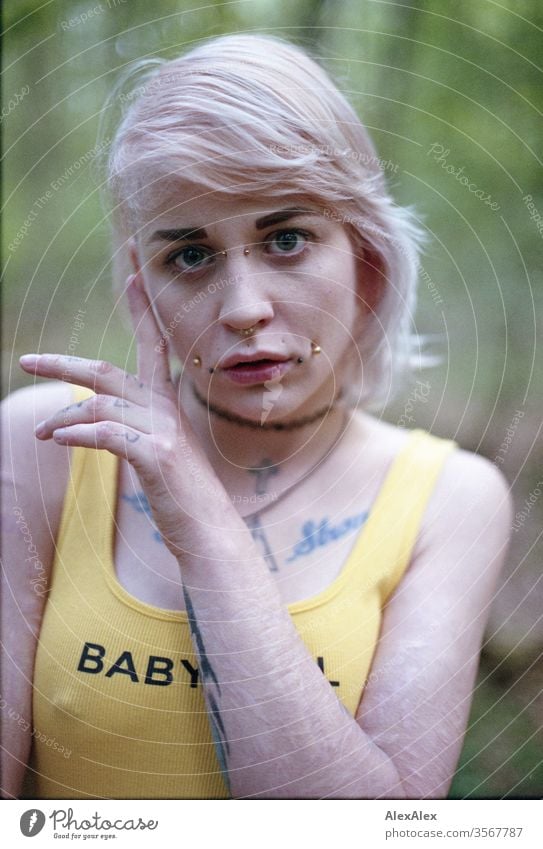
left=19, top=274, right=226, bottom=558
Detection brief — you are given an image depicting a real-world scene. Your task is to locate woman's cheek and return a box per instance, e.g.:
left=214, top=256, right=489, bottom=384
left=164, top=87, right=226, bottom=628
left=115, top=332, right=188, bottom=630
left=149, top=294, right=188, bottom=353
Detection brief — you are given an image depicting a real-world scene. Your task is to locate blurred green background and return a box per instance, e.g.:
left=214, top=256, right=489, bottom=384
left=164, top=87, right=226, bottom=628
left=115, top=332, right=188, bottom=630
left=3, top=0, right=542, bottom=798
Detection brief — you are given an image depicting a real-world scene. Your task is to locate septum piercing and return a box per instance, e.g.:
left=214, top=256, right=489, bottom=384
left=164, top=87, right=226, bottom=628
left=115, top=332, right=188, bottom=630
left=240, top=326, right=257, bottom=337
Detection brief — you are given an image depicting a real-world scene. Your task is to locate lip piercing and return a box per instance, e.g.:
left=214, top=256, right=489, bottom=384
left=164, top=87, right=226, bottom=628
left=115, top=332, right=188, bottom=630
left=311, top=342, right=322, bottom=355
left=297, top=357, right=304, bottom=364
left=192, top=356, right=201, bottom=367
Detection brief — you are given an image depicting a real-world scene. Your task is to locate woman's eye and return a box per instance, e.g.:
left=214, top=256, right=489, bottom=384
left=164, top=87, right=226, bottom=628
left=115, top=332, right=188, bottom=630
left=266, top=229, right=310, bottom=256
left=166, top=245, right=213, bottom=272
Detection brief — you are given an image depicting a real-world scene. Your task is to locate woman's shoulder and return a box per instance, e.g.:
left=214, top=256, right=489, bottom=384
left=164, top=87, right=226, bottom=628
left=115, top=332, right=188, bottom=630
left=350, top=409, right=512, bottom=534
left=2, top=380, right=74, bottom=535
left=353, top=410, right=509, bottom=482
left=2, top=378, right=74, bottom=443
left=352, top=413, right=513, bottom=620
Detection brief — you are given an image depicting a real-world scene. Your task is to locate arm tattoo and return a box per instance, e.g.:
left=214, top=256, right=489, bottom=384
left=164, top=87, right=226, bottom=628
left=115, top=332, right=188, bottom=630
left=182, top=585, right=220, bottom=691
left=182, top=583, right=231, bottom=794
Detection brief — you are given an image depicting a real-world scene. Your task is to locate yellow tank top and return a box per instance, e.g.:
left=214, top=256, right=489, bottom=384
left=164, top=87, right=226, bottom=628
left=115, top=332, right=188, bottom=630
left=29, top=389, right=456, bottom=798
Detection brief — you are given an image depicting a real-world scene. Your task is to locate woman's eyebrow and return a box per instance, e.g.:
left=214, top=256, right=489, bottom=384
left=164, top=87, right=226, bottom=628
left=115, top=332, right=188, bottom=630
left=254, top=207, right=318, bottom=230
left=148, top=226, right=207, bottom=244
left=148, top=208, right=319, bottom=245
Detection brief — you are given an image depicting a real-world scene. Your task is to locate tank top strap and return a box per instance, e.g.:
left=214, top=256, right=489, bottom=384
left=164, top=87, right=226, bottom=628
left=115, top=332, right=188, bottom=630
left=347, top=429, right=457, bottom=604
left=55, top=385, right=118, bottom=565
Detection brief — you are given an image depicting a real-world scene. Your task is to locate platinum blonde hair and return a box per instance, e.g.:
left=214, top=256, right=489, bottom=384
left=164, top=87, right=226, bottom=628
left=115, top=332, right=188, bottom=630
left=104, top=33, right=427, bottom=409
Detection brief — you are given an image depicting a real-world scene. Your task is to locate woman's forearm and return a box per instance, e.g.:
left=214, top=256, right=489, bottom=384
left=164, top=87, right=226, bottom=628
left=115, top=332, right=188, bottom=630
left=177, top=516, right=405, bottom=799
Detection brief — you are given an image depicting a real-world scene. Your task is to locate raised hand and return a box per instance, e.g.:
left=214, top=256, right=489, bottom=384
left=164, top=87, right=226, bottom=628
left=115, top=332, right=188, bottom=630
left=19, top=274, right=225, bottom=557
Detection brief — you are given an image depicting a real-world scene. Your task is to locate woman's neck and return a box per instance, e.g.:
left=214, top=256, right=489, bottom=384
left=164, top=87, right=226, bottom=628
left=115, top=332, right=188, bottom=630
left=178, top=377, right=349, bottom=500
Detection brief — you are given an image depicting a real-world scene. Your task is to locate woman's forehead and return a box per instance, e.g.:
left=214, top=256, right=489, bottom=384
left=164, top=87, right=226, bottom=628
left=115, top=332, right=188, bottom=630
left=138, top=188, right=323, bottom=234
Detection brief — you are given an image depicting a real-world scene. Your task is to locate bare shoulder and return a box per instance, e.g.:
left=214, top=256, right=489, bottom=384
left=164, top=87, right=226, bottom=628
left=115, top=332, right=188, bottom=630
left=352, top=410, right=513, bottom=559
left=416, top=444, right=513, bottom=563
left=1, top=380, right=75, bottom=798
left=2, top=380, right=74, bottom=550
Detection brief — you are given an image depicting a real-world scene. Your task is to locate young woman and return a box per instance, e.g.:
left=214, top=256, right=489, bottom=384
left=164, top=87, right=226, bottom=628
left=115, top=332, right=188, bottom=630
left=1, top=34, right=512, bottom=800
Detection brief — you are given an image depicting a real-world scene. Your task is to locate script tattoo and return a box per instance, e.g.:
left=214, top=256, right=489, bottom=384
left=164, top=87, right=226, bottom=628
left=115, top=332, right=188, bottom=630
left=182, top=583, right=231, bottom=794
left=286, top=511, right=368, bottom=562
left=245, top=459, right=280, bottom=572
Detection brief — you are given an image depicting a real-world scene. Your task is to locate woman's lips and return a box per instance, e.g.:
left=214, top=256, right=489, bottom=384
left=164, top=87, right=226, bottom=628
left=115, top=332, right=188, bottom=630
left=221, top=358, right=293, bottom=385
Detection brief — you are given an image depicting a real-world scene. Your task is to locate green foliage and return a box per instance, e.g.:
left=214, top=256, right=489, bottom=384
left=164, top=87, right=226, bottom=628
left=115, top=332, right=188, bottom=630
left=3, top=0, right=541, bottom=798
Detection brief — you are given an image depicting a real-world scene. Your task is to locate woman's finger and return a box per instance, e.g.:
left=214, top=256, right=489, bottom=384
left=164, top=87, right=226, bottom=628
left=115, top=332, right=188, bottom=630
left=34, top=394, right=152, bottom=440
left=126, top=274, right=172, bottom=391
left=50, top=421, right=148, bottom=463
left=19, top=353, right=149, bottom=403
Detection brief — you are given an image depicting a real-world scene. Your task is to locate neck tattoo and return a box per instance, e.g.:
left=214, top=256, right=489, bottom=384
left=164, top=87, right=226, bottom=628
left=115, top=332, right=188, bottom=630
left=245, top=459, right=281, bottom=572
left=191, top=382, right=343, bottom=431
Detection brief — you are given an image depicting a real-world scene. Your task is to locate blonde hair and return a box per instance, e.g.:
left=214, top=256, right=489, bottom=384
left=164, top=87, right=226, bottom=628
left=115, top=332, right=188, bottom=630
left=103, top=33, right=426, bottom=409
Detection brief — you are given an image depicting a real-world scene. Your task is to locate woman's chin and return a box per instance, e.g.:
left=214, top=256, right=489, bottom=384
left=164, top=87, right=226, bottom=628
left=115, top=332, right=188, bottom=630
left=205, top=382, right=339, bottom=430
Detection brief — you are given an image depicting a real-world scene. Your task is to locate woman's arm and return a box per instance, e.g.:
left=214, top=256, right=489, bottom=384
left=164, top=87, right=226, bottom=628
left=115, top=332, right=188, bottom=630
left=353, top=449, right=513, bottom=798
left=24, top=278, right=512, bottom=798
left=1, top=382, right=72, bottom=798
left=173, top=450, right=512, bottom=798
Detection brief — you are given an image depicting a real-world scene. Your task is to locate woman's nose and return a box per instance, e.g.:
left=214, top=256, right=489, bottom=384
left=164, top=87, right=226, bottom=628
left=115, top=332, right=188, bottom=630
left=218, top=261, right=275, bottom=333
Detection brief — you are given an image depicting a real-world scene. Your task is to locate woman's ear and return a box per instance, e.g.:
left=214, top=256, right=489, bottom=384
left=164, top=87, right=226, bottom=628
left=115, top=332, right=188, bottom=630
left=128, top=238, right=141, bottom=275
left=345, top=224, right=385, bottom=319
left=357, top=247, right=385, bottom=317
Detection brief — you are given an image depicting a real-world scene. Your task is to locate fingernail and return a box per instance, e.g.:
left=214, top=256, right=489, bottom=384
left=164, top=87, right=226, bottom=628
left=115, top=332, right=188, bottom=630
left=20, top=354, right=39, bottom=368
left=53, top=429, right=68, bottom=443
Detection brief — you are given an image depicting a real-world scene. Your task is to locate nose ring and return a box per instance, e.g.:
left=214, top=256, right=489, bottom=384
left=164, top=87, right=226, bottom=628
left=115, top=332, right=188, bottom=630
left=239, top=325, right=256, bottom=337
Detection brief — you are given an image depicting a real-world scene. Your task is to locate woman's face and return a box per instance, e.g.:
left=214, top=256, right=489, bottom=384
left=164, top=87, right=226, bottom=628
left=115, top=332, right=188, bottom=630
left=134, top=191, right=368, bottom=423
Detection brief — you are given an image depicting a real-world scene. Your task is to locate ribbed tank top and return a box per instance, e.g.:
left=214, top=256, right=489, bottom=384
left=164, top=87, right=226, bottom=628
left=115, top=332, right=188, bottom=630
left=29, top=389, right=456, bottom=798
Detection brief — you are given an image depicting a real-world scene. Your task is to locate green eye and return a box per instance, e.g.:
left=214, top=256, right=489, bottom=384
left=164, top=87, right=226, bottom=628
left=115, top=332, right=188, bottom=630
left=173, top=246, right=211, bottom=269
left=268, top=229, right=309, bottom=255
left=275, top=232, right=300, bottom=251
